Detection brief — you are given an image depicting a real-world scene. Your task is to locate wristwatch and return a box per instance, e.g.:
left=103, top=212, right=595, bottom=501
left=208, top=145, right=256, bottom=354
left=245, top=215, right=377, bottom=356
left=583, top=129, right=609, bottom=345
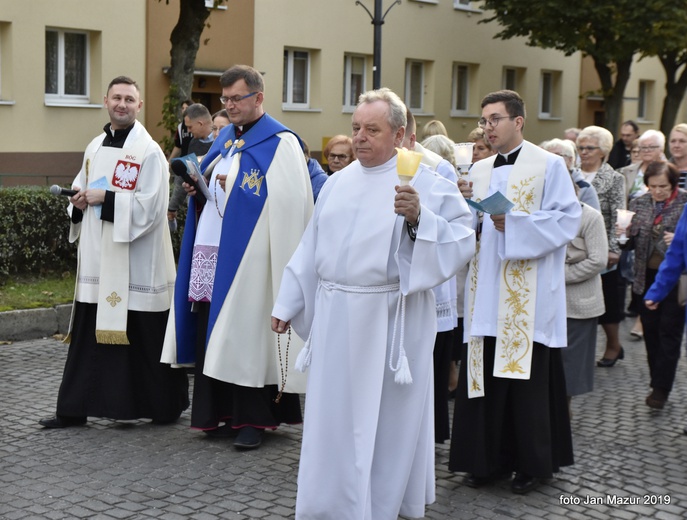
left=406, top=210, right=421, bottom=241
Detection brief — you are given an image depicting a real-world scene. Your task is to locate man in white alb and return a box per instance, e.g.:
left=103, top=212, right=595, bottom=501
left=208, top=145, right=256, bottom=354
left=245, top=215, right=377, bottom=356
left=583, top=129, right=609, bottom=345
left=271, top=88, right=475, bottom=520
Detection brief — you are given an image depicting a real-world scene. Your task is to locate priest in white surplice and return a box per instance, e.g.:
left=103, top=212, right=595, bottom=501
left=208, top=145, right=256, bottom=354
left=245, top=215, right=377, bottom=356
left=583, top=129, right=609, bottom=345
left=271, top=88, right=475, bottom=520
left=449, top=90, right=580, bottom=494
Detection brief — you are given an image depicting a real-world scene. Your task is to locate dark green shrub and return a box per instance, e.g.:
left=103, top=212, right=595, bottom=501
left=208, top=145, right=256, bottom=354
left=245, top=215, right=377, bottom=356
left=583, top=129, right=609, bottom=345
left=0, top=186, right=75, bottom=281
left=0, top=185, right=188, bottom=282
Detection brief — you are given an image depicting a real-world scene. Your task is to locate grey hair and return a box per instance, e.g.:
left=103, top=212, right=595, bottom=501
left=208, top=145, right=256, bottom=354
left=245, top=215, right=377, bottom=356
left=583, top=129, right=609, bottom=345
left=577, top=125, right=614, bottom=156
left=357, top=88, right=407, bottom=133
left=639, top=129, right=666, bottom=149
left=421, top=135, right=457, bottom=166
left=542, top=137, right=576, bottom=159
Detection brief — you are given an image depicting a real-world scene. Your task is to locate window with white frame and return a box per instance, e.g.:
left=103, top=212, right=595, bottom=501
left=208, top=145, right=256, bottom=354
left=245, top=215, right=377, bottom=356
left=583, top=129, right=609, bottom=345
left=343, top=54, right=366, bottom=110
left=539, top=70, right=561, bottom=118
left=405, top=60, right=425, bottom=111
left=638, top=80, right=653, bottom=120
left=45, top=29, right=89, bottom=103
left=454, top=0, right=472, bottom=8
left=452, top=64, right=470, bottom=113
left=283, top=49, right=310, bottom=108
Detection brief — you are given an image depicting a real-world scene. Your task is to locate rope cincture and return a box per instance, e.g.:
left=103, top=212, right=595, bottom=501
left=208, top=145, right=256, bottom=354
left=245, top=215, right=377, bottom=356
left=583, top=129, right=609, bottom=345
left=294, top=279, right=412, bottom=385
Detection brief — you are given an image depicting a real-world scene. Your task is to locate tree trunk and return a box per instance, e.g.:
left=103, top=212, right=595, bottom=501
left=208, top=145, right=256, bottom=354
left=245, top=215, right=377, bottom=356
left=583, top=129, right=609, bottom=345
left=594, top=57, right=633, bottom=138
left=659, top=55, right=687, bottom=138
left=168, top=0, right=211, bottom=110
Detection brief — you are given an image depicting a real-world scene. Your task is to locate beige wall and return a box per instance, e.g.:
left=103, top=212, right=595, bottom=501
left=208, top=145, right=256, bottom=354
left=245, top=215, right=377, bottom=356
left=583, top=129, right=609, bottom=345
left=0, top=0, right=146, bottom=184
left=0, top=0, right=146, bottom=154
left=253, top=0, right=582, bottom=150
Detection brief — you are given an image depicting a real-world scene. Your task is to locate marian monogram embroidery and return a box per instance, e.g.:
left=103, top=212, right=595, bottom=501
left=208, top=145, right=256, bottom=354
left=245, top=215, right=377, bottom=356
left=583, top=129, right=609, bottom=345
left=112, top=160, right=140, bottom=190
left=240, top=169, right=264, bottom=196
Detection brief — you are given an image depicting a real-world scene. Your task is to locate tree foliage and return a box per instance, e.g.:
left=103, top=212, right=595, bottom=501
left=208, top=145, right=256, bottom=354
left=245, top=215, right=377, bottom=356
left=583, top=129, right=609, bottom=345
left=479, top=0, right=668, bottom=137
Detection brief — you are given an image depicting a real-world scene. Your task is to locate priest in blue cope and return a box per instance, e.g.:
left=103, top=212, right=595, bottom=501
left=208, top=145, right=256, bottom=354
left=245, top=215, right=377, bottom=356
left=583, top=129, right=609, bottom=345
left=162, top=65, right=312, bottom=449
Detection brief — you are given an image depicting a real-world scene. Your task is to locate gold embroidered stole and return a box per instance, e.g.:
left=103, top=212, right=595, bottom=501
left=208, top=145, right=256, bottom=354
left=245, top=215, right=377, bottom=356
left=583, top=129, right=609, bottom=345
left=466, top=143, right=547, bottom=398
left=94, top=131, right=152, bottom=344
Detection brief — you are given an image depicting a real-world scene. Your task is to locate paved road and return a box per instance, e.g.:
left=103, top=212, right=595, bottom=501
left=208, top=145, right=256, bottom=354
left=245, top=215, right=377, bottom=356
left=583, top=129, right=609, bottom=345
left=1, top=317, right=686, bottom=519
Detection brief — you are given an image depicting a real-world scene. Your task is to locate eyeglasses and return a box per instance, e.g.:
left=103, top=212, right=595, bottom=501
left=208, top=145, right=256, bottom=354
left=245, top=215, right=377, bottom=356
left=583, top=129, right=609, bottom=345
left=578, top=146, right=600, bottom=152
left=639, top=145, right=661, bottom=152
left=219, top=92, right=258, bottom=105
left=477, top=115, right=515, bottom=129
left=328, top=153, right=349, bottom=161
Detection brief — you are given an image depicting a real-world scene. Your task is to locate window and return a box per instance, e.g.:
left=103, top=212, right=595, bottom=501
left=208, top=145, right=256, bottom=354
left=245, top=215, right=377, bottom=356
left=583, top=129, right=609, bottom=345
left=405, top=60, right=425, bottom=111
left=503, top=68, right=517, bottom=91
left=454, top=0, right=472, bottom=7
left=638, top=80, right=654, bottom=120
left=204, top=0, right=228, bottom=9
left=343, top=54, right=367, bottom=110
left=452, top=64, right=469, bottom=113
left=45, top=29, right=89, bottom=103
left=283, top=49, right=310, bottom=108
left=539, top=70, right=561, bottom=118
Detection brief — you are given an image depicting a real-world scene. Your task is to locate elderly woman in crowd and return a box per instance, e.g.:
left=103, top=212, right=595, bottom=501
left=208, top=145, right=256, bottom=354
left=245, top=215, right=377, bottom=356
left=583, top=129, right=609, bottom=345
left=620, top=162, right=687, bottom=409
left=668, top=123, right=687, bottom=188
left=620, top=130, right=666, bottom=202
left=422, top=134, right=457, bottom=169
left=542, top=138, right=599, bottom=211
left=322, top=135, right=355, bottom=176
left=563, top=180, right=608, bottom=414
left=620, top=130, right=666, bottom=338
left=576, top=126, right=627, bottom=367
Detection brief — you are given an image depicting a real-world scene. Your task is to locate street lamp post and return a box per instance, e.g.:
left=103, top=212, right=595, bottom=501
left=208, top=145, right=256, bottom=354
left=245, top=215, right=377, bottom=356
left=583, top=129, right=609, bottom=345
left=355, top=0, right=401, bottom=89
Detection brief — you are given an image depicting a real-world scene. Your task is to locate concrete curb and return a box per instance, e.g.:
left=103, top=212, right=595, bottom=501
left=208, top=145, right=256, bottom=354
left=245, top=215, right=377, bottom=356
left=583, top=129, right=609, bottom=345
left=0, top=304, right=72, bottom=341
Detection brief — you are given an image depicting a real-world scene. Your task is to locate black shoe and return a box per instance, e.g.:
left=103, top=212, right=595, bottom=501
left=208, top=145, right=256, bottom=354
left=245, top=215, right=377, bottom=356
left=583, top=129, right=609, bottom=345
left=463, top=471, right=510, bottom=488
left=233, top=426, right=262, bottom=450
left=39, top=415, right=87, bottom=428
left=596, top=347, right=624, bottom=367
left=204, top=424, right=238, bottom=438
left=645, top=388, right=668, bottom=410
left=511, top=473, right=539, bottom=494
left=463, top=473, right=491, bottom=488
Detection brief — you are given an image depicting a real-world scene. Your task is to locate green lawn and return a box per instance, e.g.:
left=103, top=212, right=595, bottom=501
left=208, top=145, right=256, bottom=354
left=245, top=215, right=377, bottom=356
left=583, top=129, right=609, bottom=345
left=0, top=273, right=75, bottom=312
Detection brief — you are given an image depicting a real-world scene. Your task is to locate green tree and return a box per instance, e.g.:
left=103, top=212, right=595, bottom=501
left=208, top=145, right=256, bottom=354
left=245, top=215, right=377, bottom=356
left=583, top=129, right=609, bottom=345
left=479, top=0, right=658, bottom=137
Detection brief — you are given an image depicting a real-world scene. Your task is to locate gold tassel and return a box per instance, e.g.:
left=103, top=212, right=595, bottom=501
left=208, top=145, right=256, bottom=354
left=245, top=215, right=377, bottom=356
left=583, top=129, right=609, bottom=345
left=96, top=330, right=130, bottom=345
left=62, top=333, right=71, bottom=344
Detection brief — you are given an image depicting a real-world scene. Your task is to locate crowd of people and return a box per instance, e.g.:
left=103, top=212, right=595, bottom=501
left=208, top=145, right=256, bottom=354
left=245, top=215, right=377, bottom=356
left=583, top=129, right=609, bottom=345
left=38, top=67, right=687, bottom=519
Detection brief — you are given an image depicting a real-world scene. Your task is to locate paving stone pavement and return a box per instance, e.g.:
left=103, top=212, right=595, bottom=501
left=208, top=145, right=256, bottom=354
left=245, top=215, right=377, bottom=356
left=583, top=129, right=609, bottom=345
left=1, top=317, right=686, bottom=519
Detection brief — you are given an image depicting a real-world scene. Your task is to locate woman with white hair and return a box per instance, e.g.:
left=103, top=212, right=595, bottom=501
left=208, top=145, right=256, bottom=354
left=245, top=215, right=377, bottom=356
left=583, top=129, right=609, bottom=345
left=576, top=126, right=627, bottom=367
left=620, top=129, right=666, bottom=201
left=541, top=138, right=599, bottom=211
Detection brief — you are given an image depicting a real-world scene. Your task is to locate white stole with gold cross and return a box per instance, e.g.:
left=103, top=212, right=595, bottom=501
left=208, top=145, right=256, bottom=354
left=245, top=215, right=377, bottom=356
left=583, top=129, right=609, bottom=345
left=465, top=142, right=547, bottom=398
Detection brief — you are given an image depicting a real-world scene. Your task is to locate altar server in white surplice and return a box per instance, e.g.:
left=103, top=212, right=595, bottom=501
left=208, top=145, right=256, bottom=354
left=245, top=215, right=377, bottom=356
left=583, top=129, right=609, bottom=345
left=449, top=90, right=580, bottom=495
left=271, top=88, right=475, bottom=520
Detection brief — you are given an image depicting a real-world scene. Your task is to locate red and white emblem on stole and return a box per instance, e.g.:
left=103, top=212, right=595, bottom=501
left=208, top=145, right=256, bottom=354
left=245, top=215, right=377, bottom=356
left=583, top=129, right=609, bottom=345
left=112, top=160, right=140, bottom=190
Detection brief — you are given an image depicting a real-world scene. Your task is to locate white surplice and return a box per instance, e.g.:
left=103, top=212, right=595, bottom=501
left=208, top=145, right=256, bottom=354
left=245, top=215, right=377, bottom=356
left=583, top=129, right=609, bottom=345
left=468, top=142, right=581, bottom=349
left=272, top=155, right=475, bottom=520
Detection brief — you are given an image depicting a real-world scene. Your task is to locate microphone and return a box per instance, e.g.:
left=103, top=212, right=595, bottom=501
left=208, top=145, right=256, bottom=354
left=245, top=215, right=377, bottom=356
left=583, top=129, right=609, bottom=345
left=171, top=160, right=206, bottom=205
left=50, top=185, right=78, bottom=197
